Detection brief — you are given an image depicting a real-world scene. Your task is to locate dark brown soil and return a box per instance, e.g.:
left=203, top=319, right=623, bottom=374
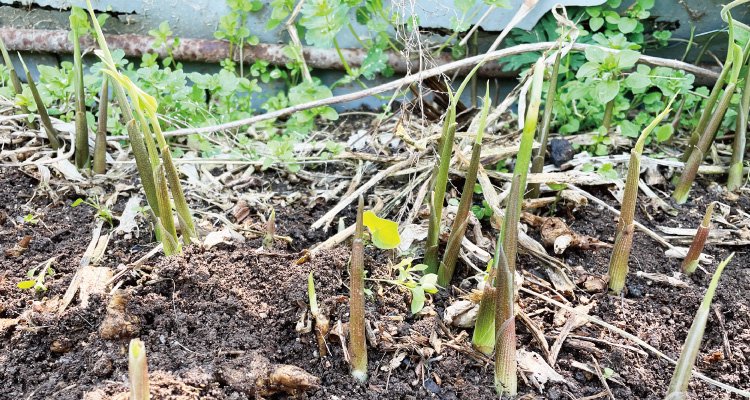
left=1, top=166, right=749, bottom=400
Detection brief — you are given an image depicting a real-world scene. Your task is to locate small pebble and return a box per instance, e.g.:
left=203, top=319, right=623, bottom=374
left=424, top=378, right=440, bottom=394
left=550, top=138, right=575, bottom=167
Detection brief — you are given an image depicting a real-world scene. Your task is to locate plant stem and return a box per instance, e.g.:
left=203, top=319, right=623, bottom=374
left=73, top=28, right=89, bottom=169
left=308, top=271, right=329, bottom=357
left=681, top=202, right=714, bottom=275
left=424, top=104, right=457, bottom=274
left=19, top=55, right=61, bottom=150
left=493, top=243, right=516, bottom=396
left=529, top=51, right=562, bottom=199
left=437, top=88, right=490, bottom=286
left=602, top=98, right=615, bottom=131
left=609, top=104, right=673, bottom=294
left=128, top=338, right=150, bottom=400
left=349, top=196, right=367, bottom=382
left=0, top=38, right=32, bottom=122
left=155, top=164, right=180, bottom=256
left=93, top=78, right=109, bottom=174
left=666, top=253, right=734, bottom=400
left=727, top=53, right=750, bottom=191
left=682, top=65, right=729, bottom=162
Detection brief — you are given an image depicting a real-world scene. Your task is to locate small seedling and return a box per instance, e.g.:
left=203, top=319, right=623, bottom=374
left=368, top=258, right=438, bottom=314
left=128, top=338, right=150, bottom=400
left=681, top=203, right=714, bottom=275
left=608, top=102, right=673, bottom=294
left=72, top=198, right=114, bottom=226
left=666, top=253, right=734, bottom=400
left=17, top=259, right=55, bottom=293
left=349, top=196, right=367, bottom=383
left=262, top=208, right=276, bottom=249
left=308, top=272, right=329, bottom=357
left=22, top=213, right=40, bottom=225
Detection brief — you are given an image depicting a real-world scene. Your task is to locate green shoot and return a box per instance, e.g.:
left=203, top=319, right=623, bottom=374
left=308, top=272, right=329, bottom=357
left=493, top=244, right=516, bottom=396
left=367, top=259, right=438, bottom=314
left=349, top=196, right=367, bottom=383
left=18, top=55, right=61, bottom=150
left=0, top=37, right=32, bottom=120
left=263, top=208, right=276, bottom=249
left=681, top=203, right=714, bottom=275
left=424, top=96, right=457, bottom=273
left=93, top=78, right=109, bottom=175
left=673, top=18, right=744, bottom=203
left=665, top=253, right=734, bottom=400
left=71, top=6, right=90, bottom=169
left=86, top=0, right=196, bottom=248
left=71, top=198, right=115, bottom=227
left=128, top=338, right=150, bottom=400
left=472, top=259, right=496, bottom=356
left=503, top=58, right=545, bottom=273
left=528, top=51, right=562, bottom=199
left=608, top=103, right=673, bottom=294
left=17, top=259, right=55, bottom=293
left=727, top=48, right=750, bottom=191
left=437, top=86, right=491, bottom=287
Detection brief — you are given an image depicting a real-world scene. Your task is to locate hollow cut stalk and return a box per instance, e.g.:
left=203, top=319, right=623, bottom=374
left=493, top=244, right=516, bottom=397
left=424, top=101, right=457, bottom=274
left=72, top=27, right=89, bottom=169
left=18, top=55, right=61, bottom=150
left=665, top=253, right=734, bottom=400
left=528, top=51, right=562, bottom=199
left=437, top=87, right=491, bottom=286
left=608, top=103, right=673, bottom=294
left=93, top=78, right=108, bottom=174
left=681, top=202, right=714, bottom=275
left=727, top=51, right=750, bottom=191
left=349, top=196, right=367, bottom=382
left=128, top=338, right=150, bottom=400
left=0, top=38, right=32, bottom=120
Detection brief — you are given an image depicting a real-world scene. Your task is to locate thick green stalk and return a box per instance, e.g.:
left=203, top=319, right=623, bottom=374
left=0, top=38, right=32, bottom=119
left=502, top=58, right=545, bottom=273
left=727, top=53, right=750, bottom=191
left=609, top=104, right=673, bottom=294
left=493, top=244, right=516, bottom=396
left=125, top=119, right=159, bottom=217
left=349, top=196, right=367, bottom=382
left=673, top=83, right=737, bottom=203
left=665, top=253, right=734, bottom=400
left=156, top=165, right=180, bottom=256
left=161, top=146, right=197, bottom=243
left=529, top=51, right=562, bottom=199
left=72, top=28, right=89, bottom=169
left=473, top=281, right=496, bottom=355
left=681, top=203, right=714, bottom=275
left=437, top=89, right=490, bottom=286
left=19, top=56, right=61, bottom=150
left=93, top=78, right=109, bottom=175
left=424, top=104, right=457, bottom=274
left=128, top=338, right=150, bottom=400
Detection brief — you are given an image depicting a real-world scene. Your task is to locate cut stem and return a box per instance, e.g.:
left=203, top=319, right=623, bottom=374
left=608, top=103, right=673, bottom=294
left=665, top=253, right=734, bottom=400
left=128, top=338, right=150, bottom=400
left=681, top=202, right=714, bottom=275
left=349, top=196, right=367, bottom=382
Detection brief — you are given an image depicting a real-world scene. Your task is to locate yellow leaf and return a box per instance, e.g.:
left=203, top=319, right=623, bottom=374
left=363, top=210, right=400, bottom=250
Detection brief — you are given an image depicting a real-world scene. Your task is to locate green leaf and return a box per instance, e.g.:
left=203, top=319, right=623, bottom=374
left=420, top=273, right=439, bottom=293
left=576, top=61, right=600, bottom=79
left=625, top=72, right=650, bottom=90
left=619, top=120, right=640, bottom=138
left=590, top=17, right=604, bottom=31
left=299, top=0, right=350, bottom=48
left=584, top=47, right=608, bottom=64
left=410, top=286, right=425, bottom=314
left=17, top=280, right=36, bottom=290
left=71, top=198, right=84, bottom=207
left=362, top=210, right=401, bottom=249
left=617, top=50, right=641, bottom=69
left=596, top=80, right=620, bottom=103
left=655, top=124, right=674, bottom=142
left=618, top=17, right=638, bottom=34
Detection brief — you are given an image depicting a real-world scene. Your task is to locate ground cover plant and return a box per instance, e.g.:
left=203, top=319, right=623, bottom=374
left=0, top=0, right=749, bottom=399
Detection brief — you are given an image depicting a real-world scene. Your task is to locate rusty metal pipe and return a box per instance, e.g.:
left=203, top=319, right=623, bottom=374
left=0, top=27, right=512, bottom=78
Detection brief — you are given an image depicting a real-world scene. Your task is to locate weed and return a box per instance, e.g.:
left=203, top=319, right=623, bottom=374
left=71, top=198, right=115, bottom=226
left=17, top=259, right=55, bottom=293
